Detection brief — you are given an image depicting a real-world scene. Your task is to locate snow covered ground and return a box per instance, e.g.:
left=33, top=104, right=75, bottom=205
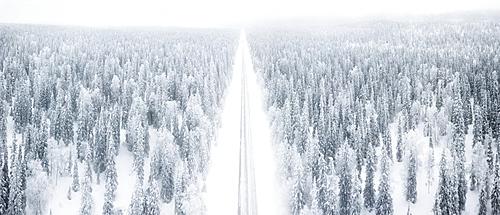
left=205, top=30, right=285, bottom=215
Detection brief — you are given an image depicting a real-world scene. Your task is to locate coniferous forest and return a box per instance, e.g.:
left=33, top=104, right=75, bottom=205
left=0, top=18, right=500, bottom=215
left=247, top=21, right=500, bottom=214
left=0, top=25, right=238, bottom=214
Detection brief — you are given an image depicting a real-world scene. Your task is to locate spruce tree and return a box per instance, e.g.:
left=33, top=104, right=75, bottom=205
left=144, top=181, right=160, bottom=215
left=72, top=158, right=79, bottom=192
left=0, top=153, right=8, bottom=214
left=434, top=149, right=457, bottom=215
left=382, top=128, right=392, bottom=161
left=364, top=142, right=376, bottom=212
left=478, top=182, right=487, bottom=215
left=376, top=146, right=393, bottom=215
left=0, top=99, right=8, bottom=215
left=129, top=183, right=144, bottom=215
left=337, top=142, right=361, bottom=215
left=80, top=145, right=93, bottom=215
left=451, top=76, right=467, bottom=211
left=405, top=145, right=417, bottom=204
left=396, top=117, right=403, bottom=163
left=426, top=132, right=435, bottom=193
left=103, top=135, right=118, bottom=215
left=492, top=153, right=500, bottom=215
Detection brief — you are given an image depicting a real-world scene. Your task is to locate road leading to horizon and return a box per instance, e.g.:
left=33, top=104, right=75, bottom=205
left=205, top=30, right=284, bottom=215
left=238, top=30, right=258, bottom=215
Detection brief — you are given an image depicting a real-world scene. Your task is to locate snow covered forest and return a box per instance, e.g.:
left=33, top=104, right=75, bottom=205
left=0, top=18, right=499, bottom=215
left=247, top=21, right=500, bottom=214
left=0, top=25, right=238, bottom=214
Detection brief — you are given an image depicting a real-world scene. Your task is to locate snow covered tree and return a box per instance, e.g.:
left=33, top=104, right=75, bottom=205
left=102, top=201, right=113, bottom=215
left=93, top=111, right=108, bottom=176
left=434, top=148, right=458, bottom=215
left=492, top=152, right=500, bottom=215
left=103, top=135, right=118, bottom=215
left=376, top=146, right=393, bottom=215
left=128, top=97, right=148, bottom=183
left=337, top=142, right=361, bottom=215
left=60, top=95, right=74, bottom=145
left=382, top=128, right=392, bottom=161
left=405, top=144, right=417, bottom=204
left=470, top=143, right=488, bottom=191
left=110, top=104, right=121, bottom=155
left=26, top=160, right=49, bottom=215
left=289, top=145, right=306, bottom=215
left=80, top=146, right=93, bottom=215
left=451, top=75, right=467, bottom=212
left=0, top=99, right=8, bottom=214
left=143, top=181, right=160, bottom=215
left=129, top=183, right=145, bottom=215
left=8, top=139, right=26, bottom=215
left=13, top=79, right=32, bottom=133
left=364, top=142, right=376, bottom=212
left=396, top=117, right=403, bottom=163
left=316, top=154, right=336, bottom=214
left=426, top=133, right=435, bottom=193
left=0, top=152, right=8, bottom=214
left=72, top=158, right=79, bottom=192
left=149, top=127, right=177, bottom=203
left=478, top=184, right=488, bottom=215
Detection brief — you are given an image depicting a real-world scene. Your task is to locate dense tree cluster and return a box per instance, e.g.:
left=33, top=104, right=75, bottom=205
left=247, top=21, right=500, bottom=214
left=0, top=25, right=238, bottom=214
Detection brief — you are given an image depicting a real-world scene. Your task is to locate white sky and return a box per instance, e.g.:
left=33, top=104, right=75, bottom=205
left=0, top=0, right=499, bottom=27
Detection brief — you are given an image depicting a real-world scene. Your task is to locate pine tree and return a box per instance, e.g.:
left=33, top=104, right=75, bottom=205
left=376, top=146, right=393, bottom=215
left=129, top=183, right=144, bottom=215
left=337, top=142, right=361, bottom=215
left=67, top=187, right=72, bottom=201
left=72, top=158, right=79, bottom=192
left=102, top=201, right=113, bottom=215
left=26, top=160, right=50, bottom=215
left=382, top=128, right=392, bottom=161
left=451, top=77, right=467, bottom=212
left=492, top=153, right=500, bottom=215
left=8, top=139, right=26, bottom=215
left=93, top=111, right=108, bottom=176
left=80, top=146, right=93, bottom=215
left=405, top=145, right=417, bottom=204
left=426, top=134, right=435, bottom=193
left=61, top=95, right=74, bottom=146
left=364, top=142, right=376, bottom=212
left=0, top=153, right=8, bottom=214
left=290, top=145, right=306, bottom=215
left=13, top=79, right=32, bottom=133
left=317, top=153, right=336, bottom=214
left=434, top=149, right=457, bottom=215
left=103, top=135, right=118, bottom=215
left=0, top=99, right=8, bottom=215
left=144, top=181, right=160, bottom=215
left=110, top=104, right=121, bottom=155
left=478, top=183, right=487, bottom=215
left=396, top=117, right=403, bottom=163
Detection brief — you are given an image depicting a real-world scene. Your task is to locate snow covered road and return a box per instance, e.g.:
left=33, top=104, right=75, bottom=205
left=238, top=30, right=258, bottom=215
left=205, top=30, right=284, bottom=215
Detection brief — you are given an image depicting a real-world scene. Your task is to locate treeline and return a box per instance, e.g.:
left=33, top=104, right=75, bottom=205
left=0, top=25, right=238, bottom=214
left=247, top=21, right=500, bottom=214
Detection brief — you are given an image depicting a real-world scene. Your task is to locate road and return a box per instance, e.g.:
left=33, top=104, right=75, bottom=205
left=205, top=30, right=282, bottom=215
left=238, top=31, right=258, bottom=215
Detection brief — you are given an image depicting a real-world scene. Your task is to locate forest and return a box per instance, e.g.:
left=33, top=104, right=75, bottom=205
left=0, top=18, right=499, bottom=215
left=0, top=25, right=238, bottom=214
left=247, top=21, right=500, bottom=214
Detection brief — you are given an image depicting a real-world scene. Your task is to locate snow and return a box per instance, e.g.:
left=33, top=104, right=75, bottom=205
left=47, top=127, right=174, bottom=215
left=386, top=120, right=479, bottom=215
left=205, top=30, right=285, bottom=215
